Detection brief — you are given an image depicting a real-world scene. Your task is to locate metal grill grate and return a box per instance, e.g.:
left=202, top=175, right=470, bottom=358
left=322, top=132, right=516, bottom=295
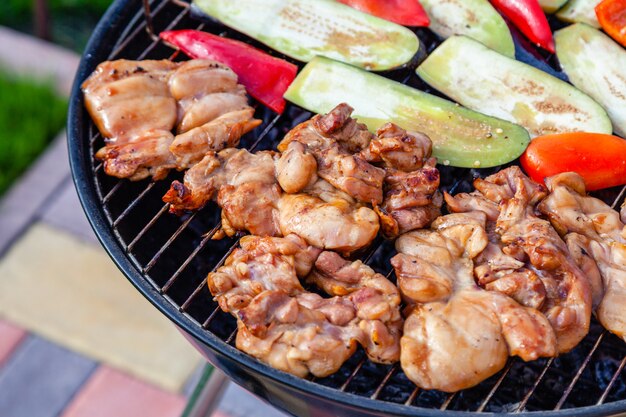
left=79, top=0, right=626, bottom=414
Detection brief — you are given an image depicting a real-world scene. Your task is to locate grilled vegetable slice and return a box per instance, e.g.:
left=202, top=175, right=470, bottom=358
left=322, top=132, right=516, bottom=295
left=490, top=0, right=555, bottom=52
left=520, top=133, right=626, bottom=190
left=337, top=0, right=430, bottom=26
left=595, top=0, right=626, bottom=47
left=160, top=30, right=297, bottom=114
left=416, top=36, right=612, bottom=137
left=556, top=0, right=602, bottom=27
left=284, top=56, right=530, bottom=168
left=539, top=0, right=569, bottom=13
left=420, top=0, right=514, bottom=57
left=192, top=0, right=420, bottom=71
left=555, top=23, right=626, bottom=137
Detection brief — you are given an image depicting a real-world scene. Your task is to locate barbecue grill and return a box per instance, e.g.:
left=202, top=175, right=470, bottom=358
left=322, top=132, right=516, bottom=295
left=67, top=0, right=626, bottom=415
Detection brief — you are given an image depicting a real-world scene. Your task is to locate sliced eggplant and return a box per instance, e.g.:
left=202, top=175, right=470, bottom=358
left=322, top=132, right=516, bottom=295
left=556, top=0, right=602, bottom=27
left=416, top=36, right=612, bottom=137
left=555, top=23, right=626, bottom=137
left=284, top=56, right=530, bottom=169
left=192, top=0, right=420, bottom=71
left=420, top=0, right=515, bottom=57
left=539, top=0, right=569, bottom=13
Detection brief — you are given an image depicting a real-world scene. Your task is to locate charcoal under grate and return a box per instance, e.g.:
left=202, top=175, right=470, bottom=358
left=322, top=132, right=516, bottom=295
left=68, top=0, right=626, bottom=415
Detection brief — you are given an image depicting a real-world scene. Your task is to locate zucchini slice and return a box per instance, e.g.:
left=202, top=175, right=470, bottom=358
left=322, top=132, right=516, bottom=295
left=416, top=36, right=612, bottom=137
left=556, top=0, right=602, bottom=27
left=420, top=0, right=515, bottom=57
left=539, top=0, right=569, bottom=13
left=556, top=23, right=626, bottom=137
left=284, top=56, right=530, bottom=168
left=192, top=0, right=420, bottom=71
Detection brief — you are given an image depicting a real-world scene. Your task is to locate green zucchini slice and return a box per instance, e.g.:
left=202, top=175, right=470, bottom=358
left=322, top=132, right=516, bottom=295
left=284, top=56, right=530, bottom=169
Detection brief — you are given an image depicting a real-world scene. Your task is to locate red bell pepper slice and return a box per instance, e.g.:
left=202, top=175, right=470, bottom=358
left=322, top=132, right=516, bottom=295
left=160, top=30, right=298, bottom=114
left=520, top=132, right=626, bottom=190
left=490, top=0, right=555, bottom=52
left=337, top=0, right=430, bottom=27
left=596, top=0, right=626, bottom=47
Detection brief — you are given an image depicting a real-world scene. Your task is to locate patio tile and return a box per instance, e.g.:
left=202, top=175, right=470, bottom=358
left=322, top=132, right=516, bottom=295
left=0, top=335, right=96, bottom=417
left=60, top=366, right=186, bottom=417
left=216, top=382, right=289, bottom=417
left=0, top=132, right=70, bottom=257
left=0, top=319, right=27, bottom=367
left=0, top=222, right=203, bottom=392
left=40, top=178, right=98, bottom=244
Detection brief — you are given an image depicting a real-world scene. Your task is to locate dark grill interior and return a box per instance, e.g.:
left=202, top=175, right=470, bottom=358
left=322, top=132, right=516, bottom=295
left=80, top=0, right=626, bottom=414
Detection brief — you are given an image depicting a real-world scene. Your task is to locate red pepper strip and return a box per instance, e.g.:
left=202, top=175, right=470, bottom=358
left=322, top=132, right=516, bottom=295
left=337, top=0, right=430, bottom=27
left=520, top=133, right=626, bottom=191
left=490, top=0, right=555, bottom=52
left=596, top=0, right=626, bottom=47
left=160, top=30, right=298, bottom=114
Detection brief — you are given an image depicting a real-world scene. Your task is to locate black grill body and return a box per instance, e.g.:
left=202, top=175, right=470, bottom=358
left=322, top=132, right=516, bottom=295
left=67, top=0, right=626, bottom=416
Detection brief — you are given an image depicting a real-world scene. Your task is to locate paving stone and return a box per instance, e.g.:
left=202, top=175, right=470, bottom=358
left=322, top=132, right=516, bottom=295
left=0, top=26, right=79, bottom=96
left=0, top=132, right=70, bottom=257
left=40, top=178, right=98, bottom=244
left=60, top=366, right=186, bottom=417
left=0, top=222, right=203, bottom=392
left=0, top=335, right=96, bottom=417
left=0, top=319, right=27, bottom=368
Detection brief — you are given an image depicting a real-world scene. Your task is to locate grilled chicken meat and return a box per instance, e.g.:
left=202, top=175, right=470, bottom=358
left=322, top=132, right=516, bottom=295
left=163, top=148, right=282, bottom=238
left=446, top=167, right=592, bottom=353
left=208, top=236, right=401, bottom=377
left=362, top=123, right=441, bottom=238
left=278, top=103, right=385, bottom=204
left=539, top=172, right=626, bottom=342
left=84, top=59, right=260, bottom=180
left=164, top=148, right=379, bottom=253
left=277, top=179, right=380, bottom=256
left=392, top=212, right=557, bottom=392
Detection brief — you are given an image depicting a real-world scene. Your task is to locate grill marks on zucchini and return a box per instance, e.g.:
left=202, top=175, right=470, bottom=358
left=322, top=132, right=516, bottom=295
left=192, top=0, right=420, bottom=71
left=416, top=36, right=612, bottom=137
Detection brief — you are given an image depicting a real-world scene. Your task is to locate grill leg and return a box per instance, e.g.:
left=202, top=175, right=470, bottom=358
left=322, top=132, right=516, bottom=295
left=182, top=365, right=229, bottom=417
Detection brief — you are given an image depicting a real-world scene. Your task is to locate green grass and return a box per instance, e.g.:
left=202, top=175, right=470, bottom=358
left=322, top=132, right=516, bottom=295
left=0, top=69, right=67, bottom=197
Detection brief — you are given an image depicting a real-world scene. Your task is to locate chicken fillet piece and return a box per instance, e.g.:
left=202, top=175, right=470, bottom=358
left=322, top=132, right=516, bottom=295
left=446, top=167, right=593, bottom=353
left=277, top=103, right=385, bottom=204
left=362, top=123, right=442, bottom=238
left=84, top=59, right=260, bottom=180
left=539, top=172, right=626, bottom=342
left=392, top=212, right=557, bottom=392
left=209, top=237, right=401, bottom=377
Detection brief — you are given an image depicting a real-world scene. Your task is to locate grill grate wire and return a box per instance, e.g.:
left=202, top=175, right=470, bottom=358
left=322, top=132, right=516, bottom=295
left=84, top=0, right=626, bottom=414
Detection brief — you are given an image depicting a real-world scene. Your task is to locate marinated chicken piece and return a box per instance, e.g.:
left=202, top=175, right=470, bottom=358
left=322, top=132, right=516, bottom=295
left=236, top=290, right=360, bottom=377
left=361, top=123, right=432, bottom=172
left=209, top=237, right=401, bottom=377
left=539, top=172, right=626, bottom=341
left=164, top=151, right=379, bottom=253
left=278, top=103, right=385, bottom=203
left=208, top=234, right=320, bottom=312
left=169, top=108, right=261, bottom=168
left=168, top=60, right=248, bottom=133
left=447, top=167, right=592, bottom=353
left=94, top=130, right=177, bottom=181
left=362, top=124, right=442, bottom=238
left=277, top=179, right=380, bottom=255
left=392, top=212, right=557, bottom=392
left=163, top=148, right=282, bottom=236
left=84, top=59, right=260, bottom=180
left=82, top=59, right=178, bottom=144
left=276, top=141, right=318, bottom=194
left=307, top=251, right=403, bottom=363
